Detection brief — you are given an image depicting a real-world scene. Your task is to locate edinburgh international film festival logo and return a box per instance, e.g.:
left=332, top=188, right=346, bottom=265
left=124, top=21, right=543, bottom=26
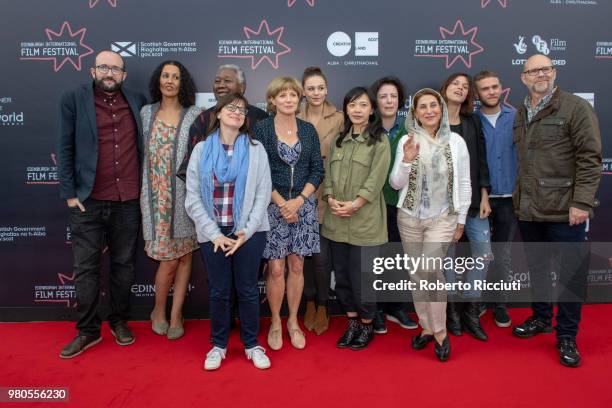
left=19, top=21, right=94, bottom=72
left=414, top=20, right=484, bottom=69
left=89, top=0, right=118, bottom=7
left=481, top=0, right=507, bottom=7
left=218, top=19, right=291, bottom=69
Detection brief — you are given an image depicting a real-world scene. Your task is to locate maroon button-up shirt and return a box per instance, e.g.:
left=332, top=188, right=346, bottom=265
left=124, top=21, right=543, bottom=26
left=90, top=87, right=140, bottom=201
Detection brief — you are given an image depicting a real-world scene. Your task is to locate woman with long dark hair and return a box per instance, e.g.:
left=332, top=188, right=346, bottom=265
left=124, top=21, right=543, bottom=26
left=141, top=60, right=200, bottom=340
left=440, top=73, right=492, bottom=341
left=321, top=87, right=391, bottom=351
left=185, top=92, right=272, bottom=370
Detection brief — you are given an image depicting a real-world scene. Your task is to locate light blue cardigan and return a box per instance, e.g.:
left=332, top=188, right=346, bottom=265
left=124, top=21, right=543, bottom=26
left=185, top=138, right=272, bottom=242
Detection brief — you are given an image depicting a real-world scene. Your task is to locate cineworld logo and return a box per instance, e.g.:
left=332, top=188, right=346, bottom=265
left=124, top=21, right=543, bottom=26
left=414, top=20, right=484, bottom=69
left=1, top=112, right=24, bottom=126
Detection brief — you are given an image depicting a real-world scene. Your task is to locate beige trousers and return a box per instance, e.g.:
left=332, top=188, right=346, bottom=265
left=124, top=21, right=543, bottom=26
left=397, top=210, right=457, bottom=334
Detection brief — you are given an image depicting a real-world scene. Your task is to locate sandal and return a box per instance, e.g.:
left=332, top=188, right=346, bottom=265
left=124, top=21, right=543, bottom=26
left=288, top=326, right=306, bottom=349
left=267, top=327, right=283, bottom=351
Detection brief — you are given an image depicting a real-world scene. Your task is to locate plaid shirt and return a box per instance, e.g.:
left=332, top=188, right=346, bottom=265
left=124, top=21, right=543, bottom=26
left=524, top=87, right=557, bottom=123
left=213, top=145, right=235, bottom=226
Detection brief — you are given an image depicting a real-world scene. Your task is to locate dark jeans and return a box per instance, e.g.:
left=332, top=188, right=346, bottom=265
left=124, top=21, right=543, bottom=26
left=200, top=228, right=266, bottom=349
left=330, top=241, right=377, bottom=320
left=304, top=228, right=332, bottom=304
left=378, top=205, right=405, bottom=313
left=489, top=197, right=518, bottom=306
left=70, top=198, right=140, bottom=337
left=518, top=220, right=589, bottom=340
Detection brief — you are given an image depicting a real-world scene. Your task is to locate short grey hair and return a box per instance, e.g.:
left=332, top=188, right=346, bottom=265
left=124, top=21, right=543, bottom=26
left=217, top=64, right=245, bottom=86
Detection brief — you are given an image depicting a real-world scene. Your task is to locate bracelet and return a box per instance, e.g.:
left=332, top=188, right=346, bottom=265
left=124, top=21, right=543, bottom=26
left=299, top=193, right=308, bottom=202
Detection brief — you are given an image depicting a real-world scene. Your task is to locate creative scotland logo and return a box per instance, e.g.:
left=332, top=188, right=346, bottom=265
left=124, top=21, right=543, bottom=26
left=218, top=19, right=291, bottom=69
left=19, top=21, right=94, bottom=72
left=325, top=31, right=379, bottom=67
left=414, top=20, right=484, bottom=69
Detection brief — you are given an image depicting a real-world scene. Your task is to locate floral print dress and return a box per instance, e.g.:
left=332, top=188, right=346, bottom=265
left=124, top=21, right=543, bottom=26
left=144, top=119, right=198, bottom=261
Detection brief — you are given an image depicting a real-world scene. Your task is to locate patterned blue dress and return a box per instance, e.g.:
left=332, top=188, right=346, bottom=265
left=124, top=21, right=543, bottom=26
left=263, top=140, right=320, bottom=259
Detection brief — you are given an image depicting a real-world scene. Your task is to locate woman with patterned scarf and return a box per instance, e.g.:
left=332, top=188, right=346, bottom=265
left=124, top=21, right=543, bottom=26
left=185, top=93, right=273, bottom=371
left=389, top=88, right=471, bottom=362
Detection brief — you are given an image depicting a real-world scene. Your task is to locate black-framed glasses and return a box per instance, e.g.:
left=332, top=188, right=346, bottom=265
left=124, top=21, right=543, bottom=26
left=523, top=66, right=554, bottom=77
left=95, top=64, right=125, bottom=75
left=225, top=103, right=248, bottom=116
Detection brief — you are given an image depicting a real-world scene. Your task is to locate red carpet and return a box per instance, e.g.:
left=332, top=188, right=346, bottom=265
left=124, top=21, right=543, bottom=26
left=2, top=305, right=612, bottom=408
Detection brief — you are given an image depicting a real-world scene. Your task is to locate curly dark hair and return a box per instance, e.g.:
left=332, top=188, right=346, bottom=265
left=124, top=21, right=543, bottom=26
left=370, top=75, right=406, bottom=111
left=148, top=60, right=197, bottom=107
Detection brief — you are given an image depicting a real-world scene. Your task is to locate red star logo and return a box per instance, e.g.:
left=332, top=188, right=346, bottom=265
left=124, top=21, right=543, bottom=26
left=219, top=20, right=291, bottom=69
left=89, top=0, right=118, bottom=7
left=438, top=20, right=484, bottom=68
left=21, top=22, right=94, bottom=71
left=288, top=0, right=315, bottom=6
left=500, top=87, right=514, bottom=108
left=481, top=0, right=507, bottom=7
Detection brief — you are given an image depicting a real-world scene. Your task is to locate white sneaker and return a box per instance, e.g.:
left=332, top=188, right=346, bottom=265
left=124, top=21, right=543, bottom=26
left=204, top=346, right=226, bottom=371
left=245, top=346, right=271, bottom=369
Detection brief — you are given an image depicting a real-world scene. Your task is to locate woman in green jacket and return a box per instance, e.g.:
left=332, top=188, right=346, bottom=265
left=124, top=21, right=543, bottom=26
left=321, top=86, right=391, bottom=351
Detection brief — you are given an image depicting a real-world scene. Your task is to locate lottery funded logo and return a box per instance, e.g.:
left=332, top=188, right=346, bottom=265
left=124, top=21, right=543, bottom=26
left=218, top=19, right=291, bottom=69
left=414, top=20, right=484, bottom=69
left=19, top=21, right=94, bottom=71
left=512, top=34, right=567, bottom=66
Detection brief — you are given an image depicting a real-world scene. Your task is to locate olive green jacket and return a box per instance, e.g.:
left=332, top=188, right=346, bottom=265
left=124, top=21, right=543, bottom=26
left=321, top=130, right=391, bottom=246
left=513, top=88, right=602, bottom=222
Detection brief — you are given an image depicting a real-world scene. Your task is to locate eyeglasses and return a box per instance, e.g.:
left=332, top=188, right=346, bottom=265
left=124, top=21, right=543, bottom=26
left=95, top=65, right=125, bottom=75
left=522, top=66, right=554, bottom=77
left=225, top=103, right=248, bottom=116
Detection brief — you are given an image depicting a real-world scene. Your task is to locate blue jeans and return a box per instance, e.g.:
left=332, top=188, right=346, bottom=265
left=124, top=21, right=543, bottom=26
left=200, top=228, right=266, bottom=349
left=70, top=198, right=140, bottom=337
left=518, top=221, right=588, bottom=340
left=445, top=215, right=492, bottom=299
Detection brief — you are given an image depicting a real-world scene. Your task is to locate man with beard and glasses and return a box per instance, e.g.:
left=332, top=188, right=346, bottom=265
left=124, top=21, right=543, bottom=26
left=473, top=70, right=517, bottom=329
left=511, top=54, right=601, bottom=367
left=177, top=64, right=268, bottom=181
left=57, top=50, right=147, bottom=358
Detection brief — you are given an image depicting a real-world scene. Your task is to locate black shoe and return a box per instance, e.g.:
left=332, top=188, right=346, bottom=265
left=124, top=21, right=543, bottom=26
left=411, top=332, right=434, bottom=350
left=557, top=338, right=581, bottom=367
left=479, top=303, right=487, bottom=318
left=461, top=302, right=488, bottom=341
left=434, top=335, right=451, bottom=362
left=512, top=316, right=552, bottom=338
left=337, top=318, right=361, bottom=348
left=447, top=301, right=462, bottom=336
left=59, top=335, right=102, bottom=359
left=110, top=323, right=135, bottom=346
left=386, top=310, right=418, bottom=329
left=494, top=306, right=512, bottom=328
left=350, top=323, right=374, bottom=350
left=372, top=310, right=387, bottom=334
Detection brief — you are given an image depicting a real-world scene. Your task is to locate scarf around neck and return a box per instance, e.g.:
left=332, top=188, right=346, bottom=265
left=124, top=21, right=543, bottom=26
left=199, top=129, right=249, bottom=232
left=402, top=88, right=454, bottom=215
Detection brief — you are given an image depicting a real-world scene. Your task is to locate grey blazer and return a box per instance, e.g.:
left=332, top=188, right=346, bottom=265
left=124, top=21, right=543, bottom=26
left=140, top=103, right=201, bottom=241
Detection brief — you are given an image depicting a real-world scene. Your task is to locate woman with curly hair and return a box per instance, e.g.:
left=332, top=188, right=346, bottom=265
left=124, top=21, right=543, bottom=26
left=140, top=60, right=200, bottom=340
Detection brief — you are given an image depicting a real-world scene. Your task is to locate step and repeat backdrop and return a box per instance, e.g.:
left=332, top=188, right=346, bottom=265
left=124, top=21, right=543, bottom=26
left=1, top=0, right=611, bottom=320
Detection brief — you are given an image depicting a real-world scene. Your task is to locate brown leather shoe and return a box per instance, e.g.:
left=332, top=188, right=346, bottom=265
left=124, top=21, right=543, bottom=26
left=59, top=335, right=102, bottom=359
left=303, top=300, right=316, bottom=331
left=313, top=305, right=329, bottom=335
